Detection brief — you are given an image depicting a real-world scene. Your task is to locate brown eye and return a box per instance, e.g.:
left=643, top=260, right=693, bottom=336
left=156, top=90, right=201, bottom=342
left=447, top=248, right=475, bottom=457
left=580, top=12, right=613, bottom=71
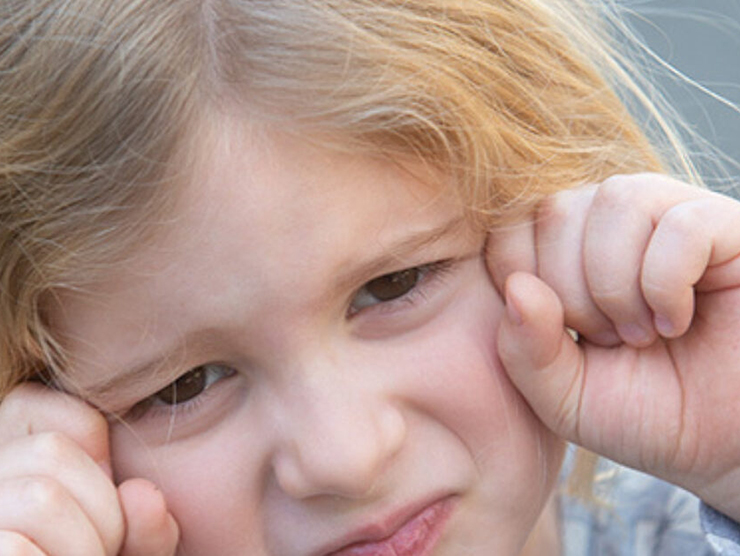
left=348, top=260, right=453, bottom=316
left=151, top=364, right=236, bottom=406
left=155, top=368, right=207, bottom=405
left=350, top=266, right=425, bottom=313
left=365, top=268, right=420, bottom=301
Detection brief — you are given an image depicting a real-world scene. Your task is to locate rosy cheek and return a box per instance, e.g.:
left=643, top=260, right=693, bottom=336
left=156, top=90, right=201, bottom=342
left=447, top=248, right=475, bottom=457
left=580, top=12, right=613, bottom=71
left=110, top=413, right=266, bottom=551
left=426, top=273, right=547, bottom=451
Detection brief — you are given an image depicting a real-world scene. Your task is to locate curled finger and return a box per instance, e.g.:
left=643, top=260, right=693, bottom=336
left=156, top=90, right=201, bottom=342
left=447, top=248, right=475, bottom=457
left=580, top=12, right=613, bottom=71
left=119, top=479, right=179, bottom=556
left=0, top=433, right=124, bottom=555
left=0, top=477, right=107, bottom=556
left=0, top=531, right=45, bottom=556
left=642, top=194, right=740, bottom=337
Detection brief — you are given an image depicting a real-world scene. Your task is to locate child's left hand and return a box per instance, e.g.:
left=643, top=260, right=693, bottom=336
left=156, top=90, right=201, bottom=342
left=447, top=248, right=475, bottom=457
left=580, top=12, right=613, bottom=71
left=486, top=173, right=740, bottom=521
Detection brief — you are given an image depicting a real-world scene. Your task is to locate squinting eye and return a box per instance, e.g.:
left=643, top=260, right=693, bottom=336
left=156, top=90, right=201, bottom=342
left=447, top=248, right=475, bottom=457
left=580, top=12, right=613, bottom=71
left=367, top=268, right=420, bottom=300
left=153, top=364, right=235, bottom=406
left=351, top=266, right=425, bottom=312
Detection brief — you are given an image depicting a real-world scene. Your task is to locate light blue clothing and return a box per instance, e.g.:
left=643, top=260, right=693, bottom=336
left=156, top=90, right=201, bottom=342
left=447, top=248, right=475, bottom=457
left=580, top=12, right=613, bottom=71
left=702, top=504, right=740, bottom=555
left=558, top=456, right=740, bottom=555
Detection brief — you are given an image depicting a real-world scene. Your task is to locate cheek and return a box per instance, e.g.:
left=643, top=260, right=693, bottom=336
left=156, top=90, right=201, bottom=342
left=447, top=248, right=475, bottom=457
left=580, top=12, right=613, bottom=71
left=106, top=260, right=563, bottom=553
left=389, top=262, right=520, bottom=427
left=420, top=274, right=565, bottom=536
left=394, top=265, right=562, bottom=493
left=109, top=412, right=267, bottom=552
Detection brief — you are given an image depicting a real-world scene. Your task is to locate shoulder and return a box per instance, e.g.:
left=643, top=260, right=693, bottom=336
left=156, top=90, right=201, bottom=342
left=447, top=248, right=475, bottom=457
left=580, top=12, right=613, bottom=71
left=559, top=454, right=717, bottom=556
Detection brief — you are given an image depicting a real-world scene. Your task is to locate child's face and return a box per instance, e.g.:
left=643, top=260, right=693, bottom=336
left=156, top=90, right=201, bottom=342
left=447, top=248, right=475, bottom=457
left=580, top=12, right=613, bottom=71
left=52, top=115, right=564, bottom=555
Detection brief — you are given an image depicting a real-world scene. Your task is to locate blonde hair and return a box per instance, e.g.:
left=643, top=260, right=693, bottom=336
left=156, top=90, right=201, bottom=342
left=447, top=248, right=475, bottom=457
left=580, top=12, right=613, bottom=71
left=1, top=0, right=691, bottom=395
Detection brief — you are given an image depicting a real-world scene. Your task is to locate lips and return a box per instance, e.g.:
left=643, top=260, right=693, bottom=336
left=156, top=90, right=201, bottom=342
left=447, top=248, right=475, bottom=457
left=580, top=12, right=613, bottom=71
left=325, top=497, right=455, bottom=556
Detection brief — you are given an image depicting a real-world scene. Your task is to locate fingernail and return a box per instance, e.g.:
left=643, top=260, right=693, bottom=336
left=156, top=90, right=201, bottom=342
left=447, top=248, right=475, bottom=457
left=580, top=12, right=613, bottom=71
left=588, top=329, right=622, bottom=346
left=616, top=323, right=651, bottom=346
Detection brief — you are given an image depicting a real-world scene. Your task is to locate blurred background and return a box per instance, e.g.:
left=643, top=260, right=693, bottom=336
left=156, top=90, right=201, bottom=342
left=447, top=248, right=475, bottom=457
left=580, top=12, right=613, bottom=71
left=625, top=1, right=740, bottom=188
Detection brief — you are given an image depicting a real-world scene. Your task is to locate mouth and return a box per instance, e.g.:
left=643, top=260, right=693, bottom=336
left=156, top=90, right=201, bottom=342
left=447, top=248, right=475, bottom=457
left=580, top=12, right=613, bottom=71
left=324, top=496, right=456, bottom=556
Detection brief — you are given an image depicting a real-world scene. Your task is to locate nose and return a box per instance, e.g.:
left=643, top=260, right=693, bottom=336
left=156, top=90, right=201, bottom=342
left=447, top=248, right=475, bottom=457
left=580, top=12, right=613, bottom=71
left=272, top=372, right=407, bottom=500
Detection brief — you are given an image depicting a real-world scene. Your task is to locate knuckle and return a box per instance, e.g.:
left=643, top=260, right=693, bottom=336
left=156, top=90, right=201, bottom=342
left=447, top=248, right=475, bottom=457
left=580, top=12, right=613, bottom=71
left=74, top=408, right=108, bottom=445
left=0, top=383, right=106, bottom=444
left=659, top=202, right=700, bottom=233
left=0, top=388, right=33, bottom=428
left=16, top=476, right=69, bottom=513
left=30, top=431, right=77, bottom=466
left=539, top=188, right=577, bottom=225
left=593, top=174, right=643, bottom=209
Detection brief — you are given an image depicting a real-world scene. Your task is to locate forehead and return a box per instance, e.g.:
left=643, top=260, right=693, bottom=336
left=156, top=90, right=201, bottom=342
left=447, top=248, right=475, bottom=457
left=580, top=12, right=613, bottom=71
left=49, top=116, right=467, bottom=386
left=159, top=118, right=462, bottom=292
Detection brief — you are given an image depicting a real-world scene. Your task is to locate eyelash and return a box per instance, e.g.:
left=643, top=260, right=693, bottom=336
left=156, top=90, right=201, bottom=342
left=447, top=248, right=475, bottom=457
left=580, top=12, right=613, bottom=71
left=125, top=364, right=237, bottom=422
left=347, top=259, right=455, bottom=317
left=126, top=259, right=457, bottom=423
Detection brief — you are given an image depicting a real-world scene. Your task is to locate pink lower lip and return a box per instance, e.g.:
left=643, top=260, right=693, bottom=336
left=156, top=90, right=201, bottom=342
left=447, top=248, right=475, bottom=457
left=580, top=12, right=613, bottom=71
left=328, top=498, right=454, bottom=556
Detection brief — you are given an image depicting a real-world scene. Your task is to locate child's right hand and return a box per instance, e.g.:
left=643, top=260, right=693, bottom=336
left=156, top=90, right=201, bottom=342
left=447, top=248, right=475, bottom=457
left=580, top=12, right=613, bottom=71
left=0, top=382, right=179, bottom=555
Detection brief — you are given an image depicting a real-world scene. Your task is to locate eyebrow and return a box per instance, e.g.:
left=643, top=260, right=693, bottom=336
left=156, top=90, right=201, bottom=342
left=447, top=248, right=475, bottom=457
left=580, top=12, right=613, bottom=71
left=331, top=215, right=468, bottom=294
left=81, top=215, right=468, bottom=404
left=79, top=349, right=187, bottom=409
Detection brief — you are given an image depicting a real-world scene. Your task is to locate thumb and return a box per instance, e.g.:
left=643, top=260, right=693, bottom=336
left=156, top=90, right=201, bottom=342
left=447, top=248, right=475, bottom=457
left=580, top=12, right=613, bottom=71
left=498, top=272, right=586, bottom=443
left=118, top=478, right=179, bottom=556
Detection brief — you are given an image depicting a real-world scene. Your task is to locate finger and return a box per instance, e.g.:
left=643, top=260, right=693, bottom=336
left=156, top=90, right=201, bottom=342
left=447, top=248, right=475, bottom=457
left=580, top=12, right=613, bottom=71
left=643, top=193, right=740, bottom=337
left=535, top=185, right=621, bottom=345
left=485, top=215, right=537, bottom=294
left=0, top=433, right=124, bottom=555
left=0, top=383, right=112, bottom=476
left=497, top=272, right=585, bottom=440
left=118, top=479, right=179, bottom=556
left=498, top=271, right=688, bottom=473
left=584, top=174, right=707, bottom=345
left=0, top=477, right=107, bottom=556
left=583, top=178, right=656, bottom=345
left=0, top=531, right=45, bottom=556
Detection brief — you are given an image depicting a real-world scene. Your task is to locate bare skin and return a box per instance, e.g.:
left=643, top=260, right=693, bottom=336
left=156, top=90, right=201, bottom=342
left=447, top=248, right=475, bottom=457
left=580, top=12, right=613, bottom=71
left=0, top=383, right=179, bottom=555
left=2, top=173, right=740, bottom=552
left=489, top=174, right=740, bottom=521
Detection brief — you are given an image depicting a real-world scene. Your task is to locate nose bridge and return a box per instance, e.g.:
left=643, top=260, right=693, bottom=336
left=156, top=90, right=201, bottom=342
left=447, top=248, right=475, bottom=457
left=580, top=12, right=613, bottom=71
left=272, top=355, right=406, bottom=500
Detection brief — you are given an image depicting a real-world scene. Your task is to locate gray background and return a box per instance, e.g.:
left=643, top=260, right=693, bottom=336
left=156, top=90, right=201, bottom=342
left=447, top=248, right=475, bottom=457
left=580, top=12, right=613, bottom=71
left=626, top=1, right=740, bottom=184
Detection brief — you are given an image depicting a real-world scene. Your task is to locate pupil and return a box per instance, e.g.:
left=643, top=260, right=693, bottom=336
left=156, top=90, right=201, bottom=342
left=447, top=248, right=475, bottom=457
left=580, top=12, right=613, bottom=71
left=366, top=268, right=419, bottom=301
left=155, top=368, right=207, bottom=405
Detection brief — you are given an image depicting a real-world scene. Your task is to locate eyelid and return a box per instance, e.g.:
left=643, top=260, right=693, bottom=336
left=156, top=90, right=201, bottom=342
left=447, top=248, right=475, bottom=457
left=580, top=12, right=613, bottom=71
left=124, top=363, right=236, bottom=422
left=347, top=259, right=456, bottom=318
